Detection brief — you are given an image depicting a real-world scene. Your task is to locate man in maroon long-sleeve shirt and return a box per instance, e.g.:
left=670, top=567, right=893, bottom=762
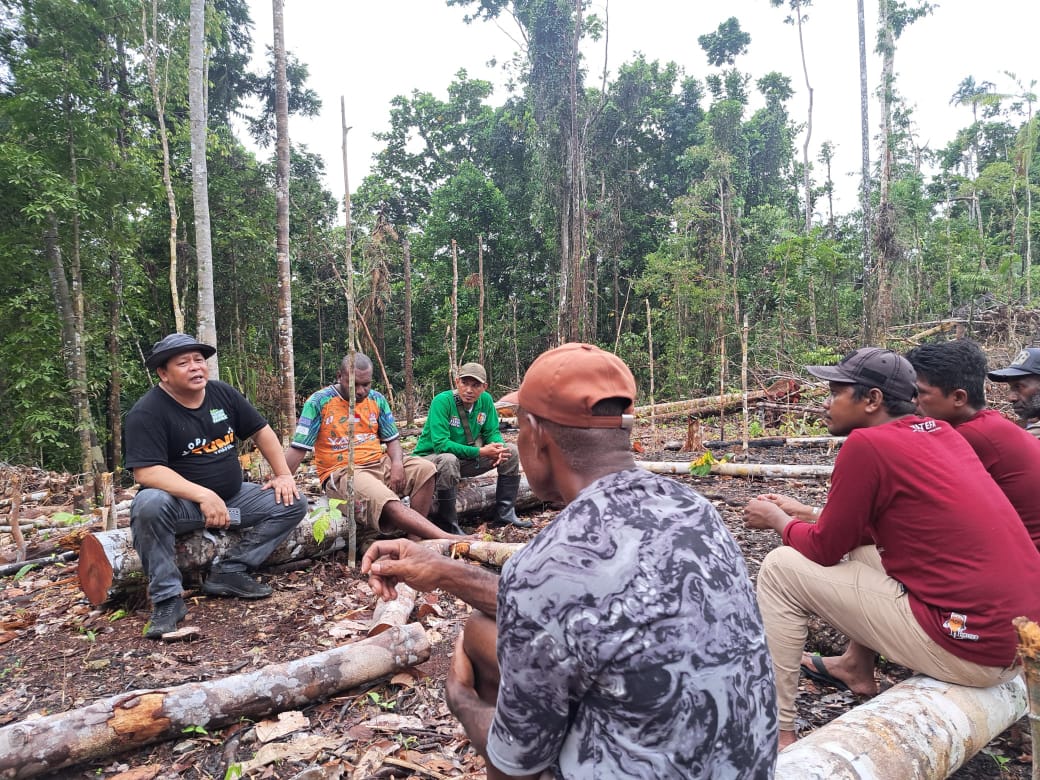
left=907, top=339, right=1040, bottom=551
left=744, top=347, right=1040, bottom=750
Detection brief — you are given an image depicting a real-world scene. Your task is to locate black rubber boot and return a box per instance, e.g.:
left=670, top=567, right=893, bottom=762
left=493, top=474, right=532, bottom=528
left=434, top=487, right=464, bottom=535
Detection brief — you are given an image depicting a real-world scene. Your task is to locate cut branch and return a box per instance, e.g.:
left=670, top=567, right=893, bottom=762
left=418, top=538, right=525, bottom=567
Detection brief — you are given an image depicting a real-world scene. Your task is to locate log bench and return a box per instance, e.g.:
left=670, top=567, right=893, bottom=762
left=77, top=473, right=537, bottom=605
left=774, top=674, right=1027, bottom=779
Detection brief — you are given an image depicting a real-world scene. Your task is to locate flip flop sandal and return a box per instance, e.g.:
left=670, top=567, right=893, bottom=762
left=800, top=654, right=850, bottom=692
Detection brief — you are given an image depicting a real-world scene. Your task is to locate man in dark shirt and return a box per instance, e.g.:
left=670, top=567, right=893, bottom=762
left=364, top=344, right=777, bottom=778
left=125, top=334, right=306, bottom=639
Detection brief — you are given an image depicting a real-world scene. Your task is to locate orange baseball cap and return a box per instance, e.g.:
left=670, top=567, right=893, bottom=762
left=518, top=343, right=636, bottom=429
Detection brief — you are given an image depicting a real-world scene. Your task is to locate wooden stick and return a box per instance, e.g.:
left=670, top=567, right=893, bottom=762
left=0, top=551, right=77, bottom=578
left=418, top=539, right=525, bottom=567
left=7, top=472, right=25, bottom=563
left=1014, top=616, right=1040, bottom=780
left=368, top=583, right=416, bottom=636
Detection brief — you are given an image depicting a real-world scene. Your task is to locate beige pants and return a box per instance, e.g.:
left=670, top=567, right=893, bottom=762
left=325, top=453, right=435, bottom=539
left=757, top=544, right=1021, bottom=731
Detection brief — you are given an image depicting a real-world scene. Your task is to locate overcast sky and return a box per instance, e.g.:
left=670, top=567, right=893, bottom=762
left=244, top=0, right=1039, bottom=217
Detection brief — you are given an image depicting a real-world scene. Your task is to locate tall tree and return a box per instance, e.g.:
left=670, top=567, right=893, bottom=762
left=867, top=0, right=931, bottom=342
left=770, top=0, right=814, bottom=233
left=272, top=0, right=294, bottom=436
left=189, top=0, right=218, bottom=373
left=857, top=0, right=872, bottom=339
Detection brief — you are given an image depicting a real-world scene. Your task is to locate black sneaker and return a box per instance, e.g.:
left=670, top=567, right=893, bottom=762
left=144, top=596, right=188, bottom=639
left=202, top=570, right=273, bottom=599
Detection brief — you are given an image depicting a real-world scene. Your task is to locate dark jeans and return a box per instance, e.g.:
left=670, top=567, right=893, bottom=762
left=130, top=482, right=306, bottom=603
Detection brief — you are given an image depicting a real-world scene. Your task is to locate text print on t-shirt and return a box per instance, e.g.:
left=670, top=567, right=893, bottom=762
left=180, top=426, right=236, bottom=457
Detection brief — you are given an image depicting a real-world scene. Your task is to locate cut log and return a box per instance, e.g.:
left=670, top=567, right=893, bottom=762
left=0, top=490, right=49, bottom=509
left=78, top=476, right=539, bottom=605
left=636, top=460, right=834, bottom=479
left=418, top=539, right=526, bottom=567
left=704, top=436, right=845, bottom=450
left=0, top=623, right=430, bottom=780
left=78, top=503, right=358, bottom=605
left=455, top=473, right=538, bottom=516
left=368, top=583, right=416, bottom=636
left=774, top=674, right=1026, bottom=779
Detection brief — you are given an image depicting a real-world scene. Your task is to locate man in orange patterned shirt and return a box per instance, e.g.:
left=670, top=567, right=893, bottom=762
left=286, top=353, right=464, bottom=545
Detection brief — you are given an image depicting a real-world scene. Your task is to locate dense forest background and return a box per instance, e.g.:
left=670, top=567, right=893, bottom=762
left=0, top=0, right=1036, bottom=480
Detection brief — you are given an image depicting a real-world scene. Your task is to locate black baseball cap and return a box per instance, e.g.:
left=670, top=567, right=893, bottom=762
left=806, top=347, right=917, bottom=402
left=146, top=333, right=216, bottom=371
left=987, top=348, right=1040, bottom=382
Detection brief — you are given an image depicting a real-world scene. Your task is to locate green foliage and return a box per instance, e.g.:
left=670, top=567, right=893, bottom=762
left=365, top=690, right=397, bottom=711
left=0, top=0, right=1036, bottom=477
left=309, top=498, right=345, bottom=544
left=13, top=564, right=36, bottom=582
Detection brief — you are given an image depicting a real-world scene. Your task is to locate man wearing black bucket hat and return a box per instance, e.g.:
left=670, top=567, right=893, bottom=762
left=125, top=333, right=306, bottom=640
left=987, top=347, right=1040, bottom=439
left=743, top=347, right=1040, bottom=750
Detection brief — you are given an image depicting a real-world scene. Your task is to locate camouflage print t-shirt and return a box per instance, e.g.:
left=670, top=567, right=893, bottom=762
left=486, top=469, right=777, bottom=779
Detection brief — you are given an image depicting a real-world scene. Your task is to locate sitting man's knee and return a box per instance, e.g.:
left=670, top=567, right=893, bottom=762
left=130, top=488, right=176, bottom=523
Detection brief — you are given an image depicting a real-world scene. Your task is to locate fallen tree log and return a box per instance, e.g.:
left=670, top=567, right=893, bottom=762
left=632, top=379, right=811, bottom=422
left=774, top=674, right=1026, bottom=779
left=704, top=436, right=845, bottom=450
left=0, top=551, right=77, bottom=578
left=78, top=476, right=538, bottom=605
left=0, top=623, right=430, bottom=780
left=636, top=460, right=834, bottom=479
left=418, top=538, right=526, bottom=567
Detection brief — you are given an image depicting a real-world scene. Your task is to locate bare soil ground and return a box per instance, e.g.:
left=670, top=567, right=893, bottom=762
left=0, top=417, right=1032, bottom=779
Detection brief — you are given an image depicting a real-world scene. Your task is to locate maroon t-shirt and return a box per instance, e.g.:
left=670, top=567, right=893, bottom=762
left=783, top=416, right=1040, bottom=667
left=956, top=408, right=1040, bottom=552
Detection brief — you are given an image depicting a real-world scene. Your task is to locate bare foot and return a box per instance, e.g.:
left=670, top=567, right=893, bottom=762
left=801, top=652, right=878, bottom=697
left=778, top=729, right=798, bottom=751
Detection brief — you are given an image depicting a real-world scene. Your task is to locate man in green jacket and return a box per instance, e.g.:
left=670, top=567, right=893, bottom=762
left=414, top=362, right=531, bottom=530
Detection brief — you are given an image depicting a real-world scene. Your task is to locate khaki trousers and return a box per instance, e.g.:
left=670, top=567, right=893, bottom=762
left=757, top=544, right=1020, bottom=731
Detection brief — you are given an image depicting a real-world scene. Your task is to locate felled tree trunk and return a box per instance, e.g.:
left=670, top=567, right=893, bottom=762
left=636, top=460, right=834, bottom=479
left=79, top=476, right=538, bottom=605
left=0, top=624, right=430, bottom=780
left=774, top=675, right=1026, bottom=779
left=78, top=505, right=360, bottom=605
left=704, top=435, right=845, bottom=450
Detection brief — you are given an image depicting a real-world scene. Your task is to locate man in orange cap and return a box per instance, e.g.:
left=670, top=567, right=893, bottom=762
left=363, top=343, right=777, bottom=778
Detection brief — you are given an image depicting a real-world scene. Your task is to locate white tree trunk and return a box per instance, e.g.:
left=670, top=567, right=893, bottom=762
left=273, top=0, right=295, bottom=437
left=189, top=0, right=218, bottom=374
